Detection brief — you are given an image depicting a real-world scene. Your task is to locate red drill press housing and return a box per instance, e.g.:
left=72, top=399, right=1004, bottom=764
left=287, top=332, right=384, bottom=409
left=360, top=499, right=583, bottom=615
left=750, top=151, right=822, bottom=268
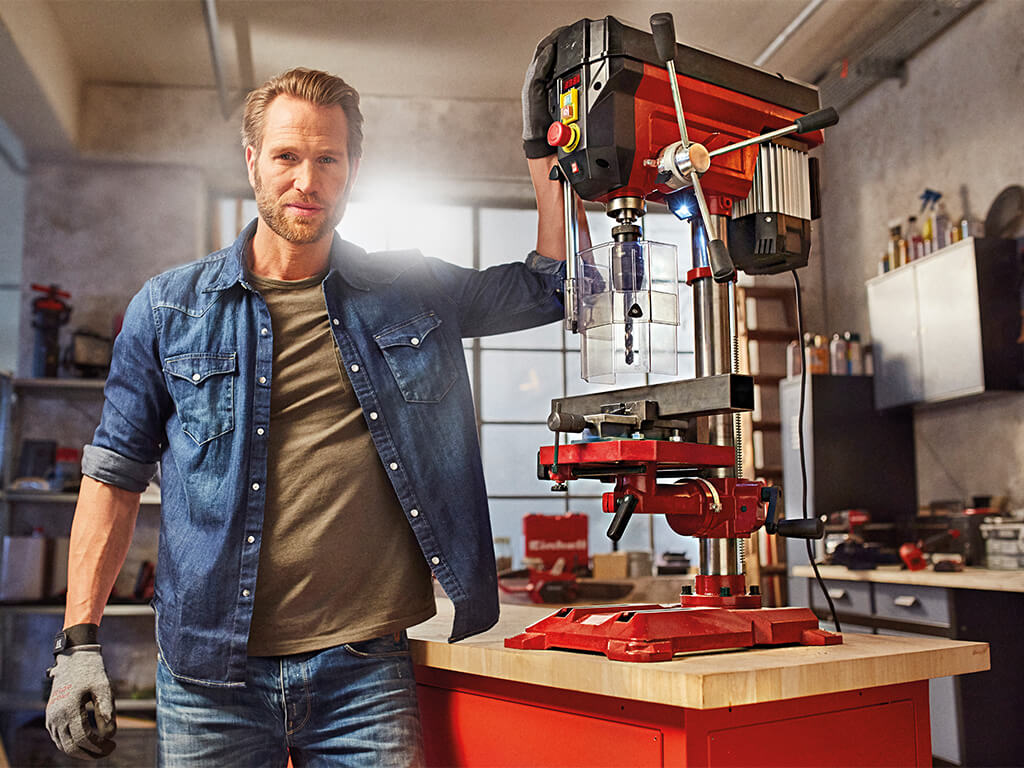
left=548, top=17, right=825, bottom=208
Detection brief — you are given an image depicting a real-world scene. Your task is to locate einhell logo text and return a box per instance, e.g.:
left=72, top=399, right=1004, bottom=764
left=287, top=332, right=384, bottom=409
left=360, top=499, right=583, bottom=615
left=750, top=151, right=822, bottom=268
left=527, top=539, right=587, bottom=551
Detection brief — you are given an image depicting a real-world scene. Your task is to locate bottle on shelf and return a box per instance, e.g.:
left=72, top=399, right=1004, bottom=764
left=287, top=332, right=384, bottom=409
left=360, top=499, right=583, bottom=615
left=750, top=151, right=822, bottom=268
left=829, top=333, right=848, bottom=375
left=918, top=188, right=942, bottom=257
left=885, top=222, right=906, bottom=270
left=844, top=331, right=864, bottom=375
left=906, top=215, right=923, bottom=261
left=806, top=334, right=830, bottom=375
left=934, top=200, right=952, bottom=250
left=958, top=183, right=985, bottom=240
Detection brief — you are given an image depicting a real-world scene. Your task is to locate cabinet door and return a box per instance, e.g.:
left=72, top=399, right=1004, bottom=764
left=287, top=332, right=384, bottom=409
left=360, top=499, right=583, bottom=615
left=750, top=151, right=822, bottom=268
left=915, top=242, right=985, bottom=400
left=878, top=628, right=962, bottom=765
left=867, top=267, right=923, bottom=408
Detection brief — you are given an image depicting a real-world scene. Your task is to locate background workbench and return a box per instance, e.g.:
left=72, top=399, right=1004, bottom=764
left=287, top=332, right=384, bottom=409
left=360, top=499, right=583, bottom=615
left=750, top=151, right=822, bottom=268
left=792, top=564, right=1023, bottom=766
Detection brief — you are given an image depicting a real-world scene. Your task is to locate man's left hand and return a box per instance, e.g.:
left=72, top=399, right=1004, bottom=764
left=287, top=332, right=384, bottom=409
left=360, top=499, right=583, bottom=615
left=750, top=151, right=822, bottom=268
left=522, top=27, right=565, bottom=159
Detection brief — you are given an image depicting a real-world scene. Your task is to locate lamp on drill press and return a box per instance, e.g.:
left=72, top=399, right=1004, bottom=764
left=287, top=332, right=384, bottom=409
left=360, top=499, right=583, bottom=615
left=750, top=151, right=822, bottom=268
left=505, top=12, right=841, bottom=661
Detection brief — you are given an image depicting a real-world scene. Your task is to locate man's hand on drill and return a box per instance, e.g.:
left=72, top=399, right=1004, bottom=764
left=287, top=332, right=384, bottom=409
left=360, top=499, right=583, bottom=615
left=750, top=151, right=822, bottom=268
left=46, top=645, right=117, bottom=759
left=522, top=27, right=565, bottom=158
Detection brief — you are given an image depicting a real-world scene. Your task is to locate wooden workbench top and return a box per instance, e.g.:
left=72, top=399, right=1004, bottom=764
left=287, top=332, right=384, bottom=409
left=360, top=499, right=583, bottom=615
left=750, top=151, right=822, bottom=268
left=791, top=564, right=1024, bottom=593
left=408, top=599, right=989, bottom=710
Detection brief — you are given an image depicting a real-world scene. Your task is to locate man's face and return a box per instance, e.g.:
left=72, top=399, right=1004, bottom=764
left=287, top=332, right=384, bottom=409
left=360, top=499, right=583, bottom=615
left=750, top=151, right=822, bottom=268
left=246, top=94, right=358, bottom=245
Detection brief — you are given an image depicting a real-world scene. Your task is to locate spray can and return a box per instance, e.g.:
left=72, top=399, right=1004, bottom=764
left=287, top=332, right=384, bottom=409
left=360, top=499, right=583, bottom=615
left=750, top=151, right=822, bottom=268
left=829, top=333, right=848, bottom=375
left=844, top=331, right=864, bottom=375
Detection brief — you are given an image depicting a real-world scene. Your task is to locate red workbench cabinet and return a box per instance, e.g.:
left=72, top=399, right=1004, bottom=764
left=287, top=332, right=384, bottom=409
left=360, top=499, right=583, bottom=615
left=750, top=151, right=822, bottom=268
left=416, top=667, right=931, bottom=767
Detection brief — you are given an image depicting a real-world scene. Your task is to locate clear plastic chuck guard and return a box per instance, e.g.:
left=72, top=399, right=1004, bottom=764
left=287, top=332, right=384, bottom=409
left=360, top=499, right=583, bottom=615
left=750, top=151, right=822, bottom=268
left=575, top=239, right=679, bottom=384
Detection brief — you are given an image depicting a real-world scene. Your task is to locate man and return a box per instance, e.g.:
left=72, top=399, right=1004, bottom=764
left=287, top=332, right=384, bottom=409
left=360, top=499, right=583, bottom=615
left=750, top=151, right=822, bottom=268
left=45, top=32, right=578, bottom=766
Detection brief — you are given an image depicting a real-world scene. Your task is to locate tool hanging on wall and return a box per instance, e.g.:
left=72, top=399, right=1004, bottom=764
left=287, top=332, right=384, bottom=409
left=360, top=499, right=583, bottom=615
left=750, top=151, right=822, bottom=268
left=30, top=284, right=72, bottom=378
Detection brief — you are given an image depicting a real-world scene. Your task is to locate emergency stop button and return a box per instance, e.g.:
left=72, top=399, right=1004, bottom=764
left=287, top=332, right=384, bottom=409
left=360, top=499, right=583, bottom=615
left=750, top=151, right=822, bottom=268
left=547, top=122, right=580, bottom=152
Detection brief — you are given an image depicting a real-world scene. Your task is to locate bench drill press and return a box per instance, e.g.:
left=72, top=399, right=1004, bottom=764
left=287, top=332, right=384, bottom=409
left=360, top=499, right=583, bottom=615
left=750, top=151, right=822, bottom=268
left=506, top=13, right=841, bottom=662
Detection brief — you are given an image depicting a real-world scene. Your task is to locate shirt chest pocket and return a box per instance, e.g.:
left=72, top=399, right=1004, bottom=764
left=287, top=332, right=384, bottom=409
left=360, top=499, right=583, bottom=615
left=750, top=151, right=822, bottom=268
left=163, top=352, right=237, bottom=445
left=374, top=313, right=457, bottom=404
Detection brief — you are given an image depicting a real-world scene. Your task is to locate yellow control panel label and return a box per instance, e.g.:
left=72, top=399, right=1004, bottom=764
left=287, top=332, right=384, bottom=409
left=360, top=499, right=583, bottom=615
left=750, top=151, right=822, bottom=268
left=560, top=88, right=579, bottom=123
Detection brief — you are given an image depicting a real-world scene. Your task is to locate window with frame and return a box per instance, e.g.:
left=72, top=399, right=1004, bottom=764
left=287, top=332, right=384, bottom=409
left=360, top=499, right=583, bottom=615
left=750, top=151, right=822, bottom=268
left=213, top=197, right=699, bottom=570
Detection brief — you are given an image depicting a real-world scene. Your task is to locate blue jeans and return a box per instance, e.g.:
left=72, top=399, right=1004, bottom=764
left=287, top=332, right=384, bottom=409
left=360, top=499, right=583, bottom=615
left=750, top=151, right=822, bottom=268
left=156, top=632, right=424, bottom=767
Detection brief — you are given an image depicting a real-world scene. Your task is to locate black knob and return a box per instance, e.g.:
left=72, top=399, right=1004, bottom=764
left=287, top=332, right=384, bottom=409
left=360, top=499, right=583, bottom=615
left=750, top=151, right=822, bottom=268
left=607, top=495, right=638, bottom=542
left=709, top=239, right=735, bottom=283
left=775, top=516, right=826, bottom=539
left=547, top=411, right=588, bottom=432
left=794, top=106, right=839, bottom=134
left=649, top=13, right=677, bottom=65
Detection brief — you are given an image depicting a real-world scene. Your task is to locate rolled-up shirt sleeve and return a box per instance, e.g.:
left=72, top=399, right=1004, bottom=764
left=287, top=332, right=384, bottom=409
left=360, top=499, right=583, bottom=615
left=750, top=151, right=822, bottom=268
left=82, top=282, right=169, bottom=493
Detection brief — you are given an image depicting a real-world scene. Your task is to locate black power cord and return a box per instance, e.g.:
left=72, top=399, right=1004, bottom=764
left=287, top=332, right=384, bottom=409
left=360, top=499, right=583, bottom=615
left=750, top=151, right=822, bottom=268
left=791, top=270, right=842, bottom=634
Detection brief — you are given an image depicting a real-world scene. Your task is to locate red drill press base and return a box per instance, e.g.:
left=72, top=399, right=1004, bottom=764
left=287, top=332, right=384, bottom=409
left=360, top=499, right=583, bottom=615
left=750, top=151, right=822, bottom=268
left=505, top=603, right=841, bottom=662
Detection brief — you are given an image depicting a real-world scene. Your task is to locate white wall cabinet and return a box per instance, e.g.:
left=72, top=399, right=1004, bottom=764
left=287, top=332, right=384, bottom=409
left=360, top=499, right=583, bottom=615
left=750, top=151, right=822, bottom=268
left=866, top=237, right=1021, bottom=409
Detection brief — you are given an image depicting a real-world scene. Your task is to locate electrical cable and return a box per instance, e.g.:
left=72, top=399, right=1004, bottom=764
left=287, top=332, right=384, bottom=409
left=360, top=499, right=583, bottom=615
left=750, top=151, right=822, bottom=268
left=791, top=270, right=842, bottom=633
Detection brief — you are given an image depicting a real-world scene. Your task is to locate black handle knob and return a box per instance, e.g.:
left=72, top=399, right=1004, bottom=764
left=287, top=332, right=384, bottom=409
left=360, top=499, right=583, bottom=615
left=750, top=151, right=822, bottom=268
left=547, top=411, right=588, bottom=432
left=607, top=495, right=638, bottom=542
left=761, top=486, right=781, bottom=533
left=775, top=516, right=826, bottom=539
left=649, top=13, right=677, bottom=65
left=709, top=239, right=735, bottom=283
left=794, top=106, right=839, bottom=134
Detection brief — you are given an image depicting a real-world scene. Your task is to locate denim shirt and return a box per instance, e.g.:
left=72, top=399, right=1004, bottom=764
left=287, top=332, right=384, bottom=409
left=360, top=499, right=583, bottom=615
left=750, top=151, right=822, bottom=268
left=82, top=219, right=565, bottom=686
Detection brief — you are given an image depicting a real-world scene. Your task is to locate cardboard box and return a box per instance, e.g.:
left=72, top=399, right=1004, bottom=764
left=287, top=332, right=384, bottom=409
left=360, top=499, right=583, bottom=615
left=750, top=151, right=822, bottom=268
left=592, top=552, right=629, bottom=580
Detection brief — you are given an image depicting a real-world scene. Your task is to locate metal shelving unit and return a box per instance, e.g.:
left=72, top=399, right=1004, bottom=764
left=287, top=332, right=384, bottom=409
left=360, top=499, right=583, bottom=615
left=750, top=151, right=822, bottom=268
left=0, top=374, right=159, bottom=741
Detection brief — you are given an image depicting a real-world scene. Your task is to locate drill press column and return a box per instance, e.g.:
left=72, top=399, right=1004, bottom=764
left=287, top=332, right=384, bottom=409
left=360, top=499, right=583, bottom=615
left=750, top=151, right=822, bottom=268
left=692, top=214, right=745, bottom=578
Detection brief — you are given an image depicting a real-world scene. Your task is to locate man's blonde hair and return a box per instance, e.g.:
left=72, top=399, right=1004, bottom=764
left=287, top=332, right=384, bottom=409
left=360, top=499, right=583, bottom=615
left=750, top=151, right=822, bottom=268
left=241, top=67, right=364, bottom=160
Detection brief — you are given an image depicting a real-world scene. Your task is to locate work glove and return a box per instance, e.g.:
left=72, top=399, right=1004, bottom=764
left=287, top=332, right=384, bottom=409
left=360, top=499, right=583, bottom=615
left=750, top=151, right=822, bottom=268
left=522, top=27, right=566, bottom=158
left=46, top=645, right=117, bottom=759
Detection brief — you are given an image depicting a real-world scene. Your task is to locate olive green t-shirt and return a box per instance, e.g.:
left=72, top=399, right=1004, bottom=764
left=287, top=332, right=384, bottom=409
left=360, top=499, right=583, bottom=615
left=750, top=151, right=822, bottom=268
left=245, top=269, right=435, bottom=656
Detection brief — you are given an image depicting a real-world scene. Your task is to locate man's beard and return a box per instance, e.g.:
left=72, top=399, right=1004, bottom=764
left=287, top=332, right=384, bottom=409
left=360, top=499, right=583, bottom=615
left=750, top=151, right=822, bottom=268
left=253, top=169, right=347, bottom=245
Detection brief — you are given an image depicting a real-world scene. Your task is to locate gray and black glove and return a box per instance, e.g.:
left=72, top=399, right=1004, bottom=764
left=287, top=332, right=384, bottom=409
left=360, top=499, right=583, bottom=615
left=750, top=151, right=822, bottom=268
left=46, top=639, right=117, bottom=759
left=522, top=27, right=565, bottom=158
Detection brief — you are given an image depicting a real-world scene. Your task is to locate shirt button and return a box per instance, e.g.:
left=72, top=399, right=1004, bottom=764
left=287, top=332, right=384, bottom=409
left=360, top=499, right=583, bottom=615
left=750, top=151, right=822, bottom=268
left=192, top=373, right=201, bottom=381
left=332, top=318, right=340, bottom=326
left=410, top=337, right=420, bottom=346
left=410, top=509, right=419, bottom=518
left=242, top=589, right=250, bottom=597
left=431, top=556, right=440, bottom=565
left=247, top=535, right=255, bottom=544
left=261, top=327, right=268, bottom=336
left=257, top=427, right=265, bottom=435
left=389, top=462, right=398, bottom=471
left=252, top=482, right=260, bottom=491
left=259, top=376, right=267, bottom=384
left=350, top=364, right=359, bottom=373
left=369, top=412, right=378, bottom=420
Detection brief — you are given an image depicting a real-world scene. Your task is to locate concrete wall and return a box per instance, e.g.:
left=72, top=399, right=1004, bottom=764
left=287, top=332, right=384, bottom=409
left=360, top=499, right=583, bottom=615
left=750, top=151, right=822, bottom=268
left=79, top=83, right=534, bottom=203
left=18, top=163, right=206, bottom=377
left=818, top=1, right=1024, bottom=508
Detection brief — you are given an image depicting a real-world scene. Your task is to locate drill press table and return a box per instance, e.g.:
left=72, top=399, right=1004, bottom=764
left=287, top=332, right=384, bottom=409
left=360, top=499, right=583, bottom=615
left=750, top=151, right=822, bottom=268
left=409, top=599, right=988, bottom=767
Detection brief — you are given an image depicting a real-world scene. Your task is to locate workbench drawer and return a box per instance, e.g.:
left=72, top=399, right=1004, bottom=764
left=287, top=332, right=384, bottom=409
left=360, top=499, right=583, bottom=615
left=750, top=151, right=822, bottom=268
left=810, top=579, right=872, bottom=617
left=873, top=583, right=952, bottom=628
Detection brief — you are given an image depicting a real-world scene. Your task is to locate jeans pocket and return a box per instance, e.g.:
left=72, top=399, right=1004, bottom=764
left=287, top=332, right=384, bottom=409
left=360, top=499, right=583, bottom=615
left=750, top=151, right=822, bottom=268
left=374, top=313, right=457, bottom=404
left=163, top=352, right=236, bottom=445
left=342, top=631, right=410, bottom=659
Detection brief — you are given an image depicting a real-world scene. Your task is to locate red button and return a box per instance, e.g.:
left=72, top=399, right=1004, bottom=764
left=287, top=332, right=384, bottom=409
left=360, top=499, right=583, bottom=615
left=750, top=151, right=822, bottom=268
left=547, top=122, right=573, bottom=147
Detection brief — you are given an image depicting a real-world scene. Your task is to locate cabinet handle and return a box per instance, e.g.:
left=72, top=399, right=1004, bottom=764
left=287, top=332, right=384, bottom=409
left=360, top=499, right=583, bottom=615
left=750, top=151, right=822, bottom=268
left=827, top=589, right=847, bottom=600
left=893, top=595, right=919, bottom=607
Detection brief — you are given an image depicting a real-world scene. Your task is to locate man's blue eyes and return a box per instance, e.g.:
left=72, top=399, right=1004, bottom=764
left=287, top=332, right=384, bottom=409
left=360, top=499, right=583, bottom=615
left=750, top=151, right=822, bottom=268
left=275, top=154, right=337, bottom=164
